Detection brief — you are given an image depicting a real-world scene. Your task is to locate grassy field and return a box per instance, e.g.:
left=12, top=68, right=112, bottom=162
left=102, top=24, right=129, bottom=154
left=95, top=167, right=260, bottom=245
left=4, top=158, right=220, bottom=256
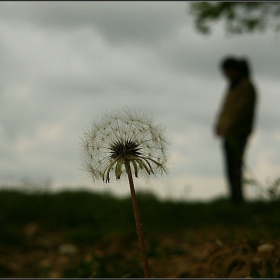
left=0, top=188, right=280, bottom=277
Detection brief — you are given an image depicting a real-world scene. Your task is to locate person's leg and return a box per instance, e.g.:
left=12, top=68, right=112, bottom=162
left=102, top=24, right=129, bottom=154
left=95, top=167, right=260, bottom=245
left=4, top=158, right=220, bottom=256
left=235, top=136, right=248, bottom=202
left=223, top=138, right=237, bottom=202
left=223, top=136, right=248, bottom=204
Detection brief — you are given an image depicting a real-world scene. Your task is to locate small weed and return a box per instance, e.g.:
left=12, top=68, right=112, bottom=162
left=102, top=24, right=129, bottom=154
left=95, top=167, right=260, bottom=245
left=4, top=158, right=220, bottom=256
left=250, top=260, right=280, bottom=278
left=244, top=176, right=280, bottom=201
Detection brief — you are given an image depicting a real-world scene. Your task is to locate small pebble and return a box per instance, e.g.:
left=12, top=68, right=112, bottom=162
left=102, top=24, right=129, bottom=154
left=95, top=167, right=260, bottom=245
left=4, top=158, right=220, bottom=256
left=58, top=244, right=78, bottom=256
left=257, top=243, right=275, bottom=253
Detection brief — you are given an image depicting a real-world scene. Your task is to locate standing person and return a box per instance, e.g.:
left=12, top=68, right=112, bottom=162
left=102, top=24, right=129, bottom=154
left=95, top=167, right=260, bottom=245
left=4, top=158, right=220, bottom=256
left=215, top=57, right=257, bottom=204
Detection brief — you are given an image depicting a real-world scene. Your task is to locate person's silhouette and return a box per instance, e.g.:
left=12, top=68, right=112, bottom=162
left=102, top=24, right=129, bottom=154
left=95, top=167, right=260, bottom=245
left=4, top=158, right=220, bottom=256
left=215, top=57, right=257, bottom=204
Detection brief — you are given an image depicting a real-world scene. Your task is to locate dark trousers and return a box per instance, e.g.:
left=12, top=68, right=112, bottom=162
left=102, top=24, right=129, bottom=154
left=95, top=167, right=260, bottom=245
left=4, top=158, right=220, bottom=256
left=223, top=135, right=248, bottom=204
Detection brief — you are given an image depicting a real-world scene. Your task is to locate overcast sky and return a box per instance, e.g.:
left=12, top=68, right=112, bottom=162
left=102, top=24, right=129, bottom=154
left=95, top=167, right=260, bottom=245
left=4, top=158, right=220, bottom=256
left=0, top=1, right=279, bottom=201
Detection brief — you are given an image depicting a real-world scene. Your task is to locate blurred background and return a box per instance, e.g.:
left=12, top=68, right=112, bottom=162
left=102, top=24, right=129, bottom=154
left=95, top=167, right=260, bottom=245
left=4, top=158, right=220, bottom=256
left=0, top=1, right=279, bottom=201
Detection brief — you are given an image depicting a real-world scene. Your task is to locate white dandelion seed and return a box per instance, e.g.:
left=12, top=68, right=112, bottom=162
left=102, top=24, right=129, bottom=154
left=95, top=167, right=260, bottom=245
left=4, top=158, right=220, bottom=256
left=81, top=108, right=169, bottom=184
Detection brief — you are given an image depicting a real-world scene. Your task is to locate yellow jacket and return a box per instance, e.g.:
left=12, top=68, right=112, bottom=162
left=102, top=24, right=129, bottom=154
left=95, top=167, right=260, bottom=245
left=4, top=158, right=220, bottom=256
left=216, top=77, right=257, bottom=137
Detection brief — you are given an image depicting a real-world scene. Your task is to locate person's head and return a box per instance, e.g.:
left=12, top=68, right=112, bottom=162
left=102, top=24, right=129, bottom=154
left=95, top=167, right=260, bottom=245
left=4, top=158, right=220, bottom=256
left=220, top=56, right=251, bottom=81
left=220, top=57, right=240, bottom=80
left=239, top=58, right=251, bottom=78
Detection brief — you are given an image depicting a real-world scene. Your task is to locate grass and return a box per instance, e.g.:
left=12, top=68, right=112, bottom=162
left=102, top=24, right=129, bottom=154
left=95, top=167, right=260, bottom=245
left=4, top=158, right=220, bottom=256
left=0, top=187, right=280, bottom=236
left=1, top=187, right=280, bottom=277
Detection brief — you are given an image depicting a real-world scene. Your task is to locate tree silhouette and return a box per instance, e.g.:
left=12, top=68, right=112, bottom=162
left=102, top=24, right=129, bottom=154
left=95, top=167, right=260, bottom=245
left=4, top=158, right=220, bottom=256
left=189, top=2, right=280, bottom=35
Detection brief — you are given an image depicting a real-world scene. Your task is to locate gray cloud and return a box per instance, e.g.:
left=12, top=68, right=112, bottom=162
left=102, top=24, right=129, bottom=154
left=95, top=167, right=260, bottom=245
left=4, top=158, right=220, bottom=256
left=0, top=2, right=279, bottom=200
left=0, top=2, right=189, bottom=45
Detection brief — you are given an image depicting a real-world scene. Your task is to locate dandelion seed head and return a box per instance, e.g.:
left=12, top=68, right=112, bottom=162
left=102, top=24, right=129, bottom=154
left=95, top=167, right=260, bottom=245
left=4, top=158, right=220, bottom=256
left=80, top=108, right=170, bottom=184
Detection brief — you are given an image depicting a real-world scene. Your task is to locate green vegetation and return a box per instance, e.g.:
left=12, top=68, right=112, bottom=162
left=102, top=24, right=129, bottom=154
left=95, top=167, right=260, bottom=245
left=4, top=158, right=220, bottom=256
left=1, top=188, right=280, bottom=235
left=1, top=188, right=280, bottom=277
left=251, top=260, right=280, bottom=278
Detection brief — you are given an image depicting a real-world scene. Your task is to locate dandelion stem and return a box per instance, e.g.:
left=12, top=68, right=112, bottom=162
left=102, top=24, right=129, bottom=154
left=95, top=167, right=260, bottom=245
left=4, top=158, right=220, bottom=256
left=124, top=159, right=151, bottom=278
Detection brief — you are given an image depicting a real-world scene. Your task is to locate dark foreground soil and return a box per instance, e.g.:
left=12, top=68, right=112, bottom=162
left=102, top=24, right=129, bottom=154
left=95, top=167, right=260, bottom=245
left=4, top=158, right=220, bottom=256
left=1, top=223, right=280, bottom=278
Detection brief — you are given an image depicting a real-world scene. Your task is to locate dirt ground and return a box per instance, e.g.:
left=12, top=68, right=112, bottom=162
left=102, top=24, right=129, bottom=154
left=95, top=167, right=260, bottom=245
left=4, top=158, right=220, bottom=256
left=1, top=223, right=280, bottom=278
